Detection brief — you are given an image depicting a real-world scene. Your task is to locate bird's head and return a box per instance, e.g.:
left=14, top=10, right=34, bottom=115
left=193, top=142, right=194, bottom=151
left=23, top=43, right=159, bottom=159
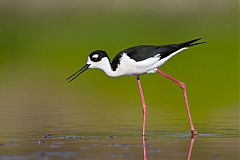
left=87, top=50, right=109, bottom=69
left=67, top=50, right=110, bottom=82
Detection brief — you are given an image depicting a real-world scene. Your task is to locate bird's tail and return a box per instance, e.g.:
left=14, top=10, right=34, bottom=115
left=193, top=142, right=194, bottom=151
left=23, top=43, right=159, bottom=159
left=184, top=38, right=206, bottom=47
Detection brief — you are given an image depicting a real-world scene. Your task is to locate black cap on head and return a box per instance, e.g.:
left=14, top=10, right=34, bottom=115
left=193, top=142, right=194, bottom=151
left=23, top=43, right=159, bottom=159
left=66, top=50, right=110, bottom=83
left=89, top=50, right=108, bottom=62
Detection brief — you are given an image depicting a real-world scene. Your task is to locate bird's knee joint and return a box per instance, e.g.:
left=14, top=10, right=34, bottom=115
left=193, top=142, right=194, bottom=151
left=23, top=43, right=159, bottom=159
left=179, top=82, right=186, bottom=89
left=142, top=109, right=147, bottom=114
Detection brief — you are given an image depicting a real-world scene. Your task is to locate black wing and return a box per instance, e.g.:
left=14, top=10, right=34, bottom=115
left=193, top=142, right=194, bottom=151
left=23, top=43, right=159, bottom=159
left=111, top=38, right=204, bottom=71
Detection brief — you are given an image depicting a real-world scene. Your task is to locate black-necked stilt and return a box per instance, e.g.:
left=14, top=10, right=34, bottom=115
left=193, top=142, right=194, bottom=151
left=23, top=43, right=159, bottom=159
left=67, top=38, right=205, bottom=136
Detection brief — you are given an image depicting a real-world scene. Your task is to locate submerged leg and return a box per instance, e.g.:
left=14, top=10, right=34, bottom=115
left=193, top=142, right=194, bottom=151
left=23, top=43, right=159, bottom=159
left=137, top=76, right=147, bottom=136
left=188, top=135, right=198, bottom=160
left=157, top=69, right=198, bottom=135
left=142, top=136, right=147, bottom=160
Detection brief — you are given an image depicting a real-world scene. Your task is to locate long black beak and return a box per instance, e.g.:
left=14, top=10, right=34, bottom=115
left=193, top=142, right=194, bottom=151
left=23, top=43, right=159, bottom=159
left=66, top=64, right=90, bottom=83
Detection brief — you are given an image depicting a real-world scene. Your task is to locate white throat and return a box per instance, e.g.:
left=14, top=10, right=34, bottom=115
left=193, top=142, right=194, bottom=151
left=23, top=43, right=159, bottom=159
left=88, top=57, right=119, bottom=77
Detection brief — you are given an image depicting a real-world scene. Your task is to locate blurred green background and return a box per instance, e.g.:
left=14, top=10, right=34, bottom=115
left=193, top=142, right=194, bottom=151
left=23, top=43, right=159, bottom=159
left=0, top=0, right=238, bottom=140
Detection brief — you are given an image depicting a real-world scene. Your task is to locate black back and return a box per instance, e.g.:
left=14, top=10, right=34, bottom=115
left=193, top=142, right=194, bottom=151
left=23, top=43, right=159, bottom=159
left=111, top=38, right=204, bottom=71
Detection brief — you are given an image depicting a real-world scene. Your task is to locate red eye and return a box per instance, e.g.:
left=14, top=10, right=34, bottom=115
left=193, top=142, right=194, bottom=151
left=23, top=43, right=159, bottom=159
left=92, top=57, right=98, bottom=62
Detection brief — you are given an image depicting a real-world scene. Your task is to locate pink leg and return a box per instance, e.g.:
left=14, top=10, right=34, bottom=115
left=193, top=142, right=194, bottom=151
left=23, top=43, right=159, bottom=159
left=157, top=69, right=198, bottom=135
left=187, top=135, right=197, bottom=160
left=137, top=76, right=147, bottom=136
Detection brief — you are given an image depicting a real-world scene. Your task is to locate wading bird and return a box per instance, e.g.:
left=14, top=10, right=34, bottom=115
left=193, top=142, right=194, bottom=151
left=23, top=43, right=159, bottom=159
left=67, top=38, right=205, bottom=136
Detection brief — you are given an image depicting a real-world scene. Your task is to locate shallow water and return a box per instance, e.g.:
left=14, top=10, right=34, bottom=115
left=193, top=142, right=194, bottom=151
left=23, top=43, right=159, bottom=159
left=0, top=133, right=239, bottom=160
left=0, top=73, right=239, bottom=159
left=0, top=96, right=239, bottom=160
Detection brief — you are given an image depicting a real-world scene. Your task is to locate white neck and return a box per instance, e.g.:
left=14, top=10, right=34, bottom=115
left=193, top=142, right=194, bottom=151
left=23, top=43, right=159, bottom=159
left=91, top=57, right=119, bottom=77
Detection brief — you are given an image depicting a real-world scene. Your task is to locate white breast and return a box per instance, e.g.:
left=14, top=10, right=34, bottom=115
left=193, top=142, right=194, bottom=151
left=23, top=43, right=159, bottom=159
left=115, top=53, right=160, bottom=76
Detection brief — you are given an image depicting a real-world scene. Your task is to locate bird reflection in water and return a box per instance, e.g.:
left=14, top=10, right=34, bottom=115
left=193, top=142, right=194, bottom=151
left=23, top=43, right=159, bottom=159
left=142, top=135, right=198, bottom=160
left=142, top=136, right=147, bottom=160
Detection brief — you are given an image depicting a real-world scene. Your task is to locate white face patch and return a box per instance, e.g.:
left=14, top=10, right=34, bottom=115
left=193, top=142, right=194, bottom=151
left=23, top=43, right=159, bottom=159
left=92, top=54, right=99, bottom=58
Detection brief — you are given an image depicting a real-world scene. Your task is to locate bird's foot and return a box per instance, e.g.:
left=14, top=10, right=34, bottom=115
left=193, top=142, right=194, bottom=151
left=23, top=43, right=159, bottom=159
left=191, top=130, right=198, bottom=135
